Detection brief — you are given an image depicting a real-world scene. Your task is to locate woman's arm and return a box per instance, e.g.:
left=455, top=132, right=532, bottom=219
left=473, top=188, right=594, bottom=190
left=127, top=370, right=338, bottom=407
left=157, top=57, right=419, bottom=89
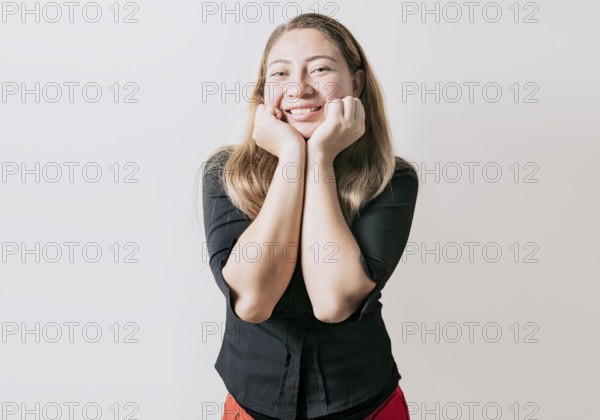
left=222, top=146, right=306, bottom=324
left=300, top=148, right=376, bottom=324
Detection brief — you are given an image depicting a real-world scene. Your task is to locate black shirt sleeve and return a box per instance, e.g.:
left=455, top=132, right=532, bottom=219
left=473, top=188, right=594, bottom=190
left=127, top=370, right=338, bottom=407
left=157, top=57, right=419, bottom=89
left=202, top=155, right=253, bottom=321
left=348, top=168, right=419, bottom=322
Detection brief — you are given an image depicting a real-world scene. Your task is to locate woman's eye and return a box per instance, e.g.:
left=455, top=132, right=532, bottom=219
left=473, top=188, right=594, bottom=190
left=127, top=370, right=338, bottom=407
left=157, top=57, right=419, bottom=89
left=269, top=67, right=328, bottom=77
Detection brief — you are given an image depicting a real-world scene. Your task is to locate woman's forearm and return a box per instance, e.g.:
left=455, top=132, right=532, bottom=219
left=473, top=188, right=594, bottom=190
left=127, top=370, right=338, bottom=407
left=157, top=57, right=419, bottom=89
left=222, top=146, right=306, bottom=323
left=300, top=148, right=375, bottom=323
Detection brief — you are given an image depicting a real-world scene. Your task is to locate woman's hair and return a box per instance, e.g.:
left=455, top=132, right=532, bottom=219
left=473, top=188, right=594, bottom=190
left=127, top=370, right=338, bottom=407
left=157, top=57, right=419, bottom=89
left=197, top=13, right=417, bottom=227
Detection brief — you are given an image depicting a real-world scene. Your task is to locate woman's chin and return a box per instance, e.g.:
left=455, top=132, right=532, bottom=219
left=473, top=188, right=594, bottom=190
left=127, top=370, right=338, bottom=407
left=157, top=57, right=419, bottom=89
left=289, top=123, right=316, bottom=141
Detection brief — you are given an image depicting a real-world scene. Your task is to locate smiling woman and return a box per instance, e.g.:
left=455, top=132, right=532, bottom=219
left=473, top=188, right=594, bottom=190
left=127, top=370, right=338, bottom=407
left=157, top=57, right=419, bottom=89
left=263, top=29, right=364, bottom=142
left=199, top=12, right=418, bottom=420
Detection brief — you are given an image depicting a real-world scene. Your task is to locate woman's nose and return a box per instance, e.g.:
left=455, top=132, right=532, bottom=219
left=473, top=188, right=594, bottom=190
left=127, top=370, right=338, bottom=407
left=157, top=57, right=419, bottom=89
left=284, top=76, right=315, bottom=100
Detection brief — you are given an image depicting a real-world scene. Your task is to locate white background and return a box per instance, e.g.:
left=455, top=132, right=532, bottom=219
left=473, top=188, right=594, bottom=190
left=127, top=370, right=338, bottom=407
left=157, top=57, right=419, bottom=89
left=1, top=1, right=598, bottom=419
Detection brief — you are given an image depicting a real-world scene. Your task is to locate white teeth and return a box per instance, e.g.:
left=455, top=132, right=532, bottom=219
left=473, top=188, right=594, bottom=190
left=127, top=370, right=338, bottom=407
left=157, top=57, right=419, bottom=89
left=289, top=107, right=320, bottom=115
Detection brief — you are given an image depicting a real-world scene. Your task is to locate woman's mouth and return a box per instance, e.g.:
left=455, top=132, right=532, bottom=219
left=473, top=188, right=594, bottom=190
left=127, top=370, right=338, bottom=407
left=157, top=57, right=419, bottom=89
left=285, top=106, right=322, bottom=121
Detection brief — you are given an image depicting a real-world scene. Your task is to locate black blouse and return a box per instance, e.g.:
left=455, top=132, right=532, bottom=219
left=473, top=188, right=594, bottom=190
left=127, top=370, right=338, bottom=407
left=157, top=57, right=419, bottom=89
left=202, top=152, right=419, bottom=419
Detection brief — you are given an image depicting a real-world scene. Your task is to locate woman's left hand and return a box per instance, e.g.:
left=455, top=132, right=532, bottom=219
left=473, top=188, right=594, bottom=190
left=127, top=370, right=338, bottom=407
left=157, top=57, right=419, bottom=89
left=307, top=96, right=366, bottom=159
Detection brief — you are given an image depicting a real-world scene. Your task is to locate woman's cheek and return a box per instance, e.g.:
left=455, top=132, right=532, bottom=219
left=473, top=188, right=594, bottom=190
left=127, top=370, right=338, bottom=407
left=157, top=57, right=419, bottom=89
left=322, top=83, right=343, bottom=102
left=262, top=86, right=282, bottom=107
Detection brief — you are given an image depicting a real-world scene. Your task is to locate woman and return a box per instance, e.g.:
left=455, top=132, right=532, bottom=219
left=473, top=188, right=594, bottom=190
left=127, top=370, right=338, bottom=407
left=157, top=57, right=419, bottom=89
left=201, top=13, right=418, bottom=419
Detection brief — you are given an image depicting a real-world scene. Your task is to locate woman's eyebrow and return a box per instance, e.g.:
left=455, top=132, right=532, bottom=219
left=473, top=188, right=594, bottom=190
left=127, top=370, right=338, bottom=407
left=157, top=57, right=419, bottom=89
left=268, top=55, right=337, bottom=68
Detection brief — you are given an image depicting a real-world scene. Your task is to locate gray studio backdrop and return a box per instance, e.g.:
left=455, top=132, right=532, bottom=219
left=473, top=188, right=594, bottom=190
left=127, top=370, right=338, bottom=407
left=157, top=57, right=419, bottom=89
left=1, top=1, right=598, bottom=419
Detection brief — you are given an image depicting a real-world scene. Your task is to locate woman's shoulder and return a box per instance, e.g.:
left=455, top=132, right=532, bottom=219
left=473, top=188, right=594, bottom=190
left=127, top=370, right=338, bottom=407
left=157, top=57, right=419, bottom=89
left=358, top=157, right=418, bottom=211
left=202, top=146, right=237, bottom=196
left=203, top=146, right=237, bottom=181
left=392, top=156, right=419, bottom=183
left=204, top=145, right=236, bottom=172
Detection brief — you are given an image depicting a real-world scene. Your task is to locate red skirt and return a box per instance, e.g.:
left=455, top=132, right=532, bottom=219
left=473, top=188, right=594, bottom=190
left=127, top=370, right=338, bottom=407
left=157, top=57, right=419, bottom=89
left=223, top=385, right=410, bottom=420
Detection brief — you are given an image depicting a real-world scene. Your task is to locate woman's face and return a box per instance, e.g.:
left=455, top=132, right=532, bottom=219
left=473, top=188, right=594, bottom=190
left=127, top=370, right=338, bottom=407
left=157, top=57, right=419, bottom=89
left=263, top=28, right=364, bottom=140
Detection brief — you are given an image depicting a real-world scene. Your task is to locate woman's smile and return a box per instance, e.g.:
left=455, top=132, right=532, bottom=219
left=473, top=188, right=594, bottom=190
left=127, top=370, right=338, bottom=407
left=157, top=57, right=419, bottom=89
left=283, top=105, right=323, bottom=122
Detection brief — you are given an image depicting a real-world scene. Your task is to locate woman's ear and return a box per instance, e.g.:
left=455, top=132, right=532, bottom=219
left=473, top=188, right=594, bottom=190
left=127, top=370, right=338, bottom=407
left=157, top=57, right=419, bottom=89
left=352, top=69, right=366, bottom=97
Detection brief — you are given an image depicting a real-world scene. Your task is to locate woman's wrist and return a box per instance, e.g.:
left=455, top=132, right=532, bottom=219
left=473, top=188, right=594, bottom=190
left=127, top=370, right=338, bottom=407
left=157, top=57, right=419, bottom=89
left=306, top=144, right=335, bottom=164
left=278, top=141, right=306, bottom=163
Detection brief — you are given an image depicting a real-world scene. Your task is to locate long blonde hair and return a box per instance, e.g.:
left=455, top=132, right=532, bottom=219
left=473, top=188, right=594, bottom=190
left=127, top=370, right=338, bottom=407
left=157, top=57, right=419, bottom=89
left=196, top=13, right=417, bottom=227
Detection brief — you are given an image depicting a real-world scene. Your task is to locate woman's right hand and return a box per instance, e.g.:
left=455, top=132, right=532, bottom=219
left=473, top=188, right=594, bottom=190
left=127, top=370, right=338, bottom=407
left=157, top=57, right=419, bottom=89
left=252, top=104, right=305, bottom=158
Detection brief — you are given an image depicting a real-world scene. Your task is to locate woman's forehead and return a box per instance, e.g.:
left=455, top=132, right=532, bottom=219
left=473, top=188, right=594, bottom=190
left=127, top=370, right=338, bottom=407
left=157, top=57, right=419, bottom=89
left=269, top=29, right=337, bottom=56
